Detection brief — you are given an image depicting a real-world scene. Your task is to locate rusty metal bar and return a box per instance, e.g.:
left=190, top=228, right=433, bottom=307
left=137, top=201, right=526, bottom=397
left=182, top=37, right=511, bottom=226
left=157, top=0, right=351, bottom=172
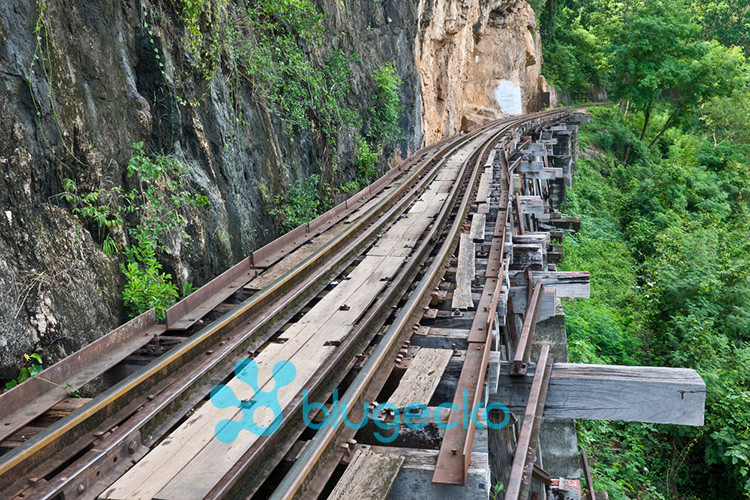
left=433, top=113, right=569, bottom=486
left=508, top=157, right=522, bottom=173
left=511, top=279, right=544, bottom=376
left=0, top=128, right=461, bottom=497
left=506, top=296, right=518, bottom=346
left=0, top=309, right=160, bottom=445
left=505, top=344, right=553, bottom=500
left=204, top=128, right=485, bottom=500
left=165, top=257, right=257, bottom=330
left=251, top=130, right=459, bottom=270
left=532, top=463, right=551, bottom=486
left=581, top=448, right=596, bottom=500
left=526, top=269, right=534, bottom=307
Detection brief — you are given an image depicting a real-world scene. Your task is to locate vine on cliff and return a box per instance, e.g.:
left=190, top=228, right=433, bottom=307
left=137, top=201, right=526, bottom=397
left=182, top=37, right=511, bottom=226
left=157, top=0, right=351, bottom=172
left=62, top=143, right=209, bottom=319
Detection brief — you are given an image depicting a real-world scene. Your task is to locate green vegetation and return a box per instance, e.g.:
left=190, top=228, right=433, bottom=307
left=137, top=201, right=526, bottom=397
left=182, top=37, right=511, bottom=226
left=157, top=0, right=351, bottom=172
left=537, top=4, right=750, bottom=495
left=154, top=0, right=404, bottom=232
left=540, top=0, right=747, bottom=123
left=368, top=63, right=403, bottom=148
left=4, top=353, right=80, bottom=396
left=340, top=65, right=404, bottom=194
left=62, top=143, right=208, bottom=320
left=4, top=353, right=43, bottom=390
left=561, top=104, right=750, bottom=498
left=265, top=173, right=326, bottom=234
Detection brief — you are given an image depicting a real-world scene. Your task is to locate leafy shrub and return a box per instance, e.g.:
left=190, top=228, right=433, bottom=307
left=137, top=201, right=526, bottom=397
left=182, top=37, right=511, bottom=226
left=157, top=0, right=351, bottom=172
left=355, top=137, right=379, bottom=184
left=369, top=63, right=403, bottom=147
left=4, top=353, right=43, bottom=390
left=121, top=233, right=179, bottom=319
left=269, top=174, right=324, bottom=233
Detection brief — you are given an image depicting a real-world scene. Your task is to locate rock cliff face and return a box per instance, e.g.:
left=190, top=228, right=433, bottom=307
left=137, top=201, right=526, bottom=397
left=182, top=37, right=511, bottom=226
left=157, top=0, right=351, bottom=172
left=0, top=0, right=549, bottom=379
left=417, top=0, right=554, bottom=143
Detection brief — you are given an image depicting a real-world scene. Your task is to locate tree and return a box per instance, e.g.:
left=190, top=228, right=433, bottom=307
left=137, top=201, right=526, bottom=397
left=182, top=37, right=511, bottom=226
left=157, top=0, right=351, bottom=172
left=608, top=0, right=746, bottom=152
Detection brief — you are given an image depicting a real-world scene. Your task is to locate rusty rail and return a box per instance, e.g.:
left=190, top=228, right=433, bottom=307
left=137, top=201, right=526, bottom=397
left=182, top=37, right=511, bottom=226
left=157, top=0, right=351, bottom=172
left=0, top=108, right=573, bottom=499
left=433, top=110, right=568, bottom=486
left=266, top=120, right=514, bottom=500
left=505, top=344, right=553, bottom=500
left=0, top=310, right=160, bottom=443
left=511, top=279, right=544, bottom=376
left=581, top=447, right=596, bottom=500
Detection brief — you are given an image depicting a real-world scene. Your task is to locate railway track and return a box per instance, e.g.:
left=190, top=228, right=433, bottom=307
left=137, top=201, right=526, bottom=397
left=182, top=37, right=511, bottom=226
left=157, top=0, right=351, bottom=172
left=0, top=108, right=578, bottom=500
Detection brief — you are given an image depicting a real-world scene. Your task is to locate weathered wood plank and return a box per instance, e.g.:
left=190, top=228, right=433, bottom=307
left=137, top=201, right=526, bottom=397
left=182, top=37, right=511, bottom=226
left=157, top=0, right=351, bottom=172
left=299, top=255, right=403, bottom=325
left=512, top=233, right=550, bottom=246
left=516, top=160, right=545, bottom=172
left=328, top=450, right=404, bottom=500
left=453, top=233, right=475, bottom=310
left=476, top=167, right=491, bottom=204
left=510, top=244, right=545, bottom=271
left=469, top=213, right=486, bottom=242
left=485, top=149, right=497, bottom=168
left=521, top=149, right=552, bottom=156
left=517, top=196, right=550, bottom=221
left=106, top=127, right=469, bottom=500
left=492, top=362, right=706, bottom=426
left=388, top=348, right=453, bottom=409
left=525, top=168, right=563, bottom=180
left=368, top=446, right=491, bottom=500
left=508, top=288, right=557, bottom=319
left=509, top=271, right=590, bottom=299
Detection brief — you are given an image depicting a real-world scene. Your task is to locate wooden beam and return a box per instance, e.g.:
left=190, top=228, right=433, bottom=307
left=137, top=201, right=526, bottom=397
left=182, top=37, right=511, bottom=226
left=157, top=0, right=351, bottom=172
left=517, top=196, right=550, bottom=221
left=328, top=450, right=404, bottom=500
left=388, top=348, right=453, bottom=410
left=469, top=213, right=486, bottom=242
left=453, top=233, right=475, bottom=310
left=509, top=271, right=590, bottom=299
left=508, top=288, right=556, bottom=319
left=516, top=160, right=545, bottom=172
left=525, top=168, right=563, bottom=181
left=492, top=362, right=706, bottom=426
left=476, top=167, right=491, bottom=204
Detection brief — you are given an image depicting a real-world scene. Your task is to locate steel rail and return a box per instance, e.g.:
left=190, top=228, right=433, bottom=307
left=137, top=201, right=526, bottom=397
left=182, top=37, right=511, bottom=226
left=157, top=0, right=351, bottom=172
left=268, top=125, right=496, bottom=500
left=0, top=114, right=522, bottom=499
left=269, top=109, right=568, bottom=500
left=433, top=140, right=512, bottom=485
left=581, top=448, right=596, bottom=500
left=0, top=114, right=473, bottom=451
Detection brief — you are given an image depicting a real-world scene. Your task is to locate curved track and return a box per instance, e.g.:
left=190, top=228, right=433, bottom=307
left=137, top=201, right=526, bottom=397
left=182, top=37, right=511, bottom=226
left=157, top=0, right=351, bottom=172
left=0, top=108, right=571, bottom=500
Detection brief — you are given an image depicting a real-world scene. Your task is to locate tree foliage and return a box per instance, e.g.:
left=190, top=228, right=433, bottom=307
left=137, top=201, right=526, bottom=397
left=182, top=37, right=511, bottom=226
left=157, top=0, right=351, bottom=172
left=564, top=104, right=750, bottom=498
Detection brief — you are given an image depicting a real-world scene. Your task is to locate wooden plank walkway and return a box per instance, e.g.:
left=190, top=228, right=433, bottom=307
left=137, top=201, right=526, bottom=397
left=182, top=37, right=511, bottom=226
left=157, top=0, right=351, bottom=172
left=476, top=167, right=491, bottom=203
left=469, top=213, right=486, bottom=242
left=509, top=270, right=590, bottom=299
